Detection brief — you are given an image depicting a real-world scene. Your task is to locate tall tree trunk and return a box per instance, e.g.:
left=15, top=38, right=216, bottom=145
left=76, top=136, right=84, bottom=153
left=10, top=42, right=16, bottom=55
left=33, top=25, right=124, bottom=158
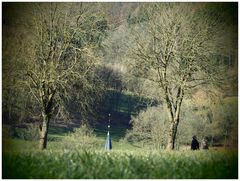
left=166, top=119, right=179, bottom=150
left=165, top=96, right=182, bottom=150
left=39, top=112, right=50, bottom=150
left=165, top=86, right=184, bottom=150
left=38, top=88, right=55, bottom=150
left=166, top=122, right=175, bottom=150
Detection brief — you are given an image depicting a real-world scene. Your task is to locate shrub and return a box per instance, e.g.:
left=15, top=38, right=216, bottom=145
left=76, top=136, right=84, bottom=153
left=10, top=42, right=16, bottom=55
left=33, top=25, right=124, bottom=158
left=125, top=97, right=238, bottom=149
left=10, top=124, right=39, bottom=141
left=2, top=125, right=12, bottom=140
left=62, top=124, right=104, bottom=150
left=125, top=105, right=169, bottom=149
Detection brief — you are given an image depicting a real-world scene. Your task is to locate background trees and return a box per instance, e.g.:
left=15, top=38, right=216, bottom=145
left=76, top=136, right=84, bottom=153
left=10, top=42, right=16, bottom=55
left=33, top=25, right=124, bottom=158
left=125, top=3, right=236, bottom=149
left=126, top=95, right=237, bottom=149
left=2, top=2, right=238, bottom=151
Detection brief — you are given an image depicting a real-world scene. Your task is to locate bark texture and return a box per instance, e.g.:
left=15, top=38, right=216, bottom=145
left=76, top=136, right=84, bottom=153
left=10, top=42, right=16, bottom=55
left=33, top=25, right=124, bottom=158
left=39, top=112, right=50, bottom=150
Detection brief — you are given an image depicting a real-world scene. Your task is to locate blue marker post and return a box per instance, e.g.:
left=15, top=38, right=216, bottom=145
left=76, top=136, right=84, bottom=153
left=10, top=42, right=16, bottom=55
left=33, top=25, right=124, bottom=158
left=105, top=113, right=112, bottom=150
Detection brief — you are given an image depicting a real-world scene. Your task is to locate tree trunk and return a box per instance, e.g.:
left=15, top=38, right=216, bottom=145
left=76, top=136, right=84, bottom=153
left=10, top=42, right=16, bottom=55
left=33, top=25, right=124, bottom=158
left=39, top=112, right=50, bottom=150
left=166, top=120, right=179, bottom=150
left=166, top=87, right=184, bottom=150
left=38, top=88, right=55, bottom=150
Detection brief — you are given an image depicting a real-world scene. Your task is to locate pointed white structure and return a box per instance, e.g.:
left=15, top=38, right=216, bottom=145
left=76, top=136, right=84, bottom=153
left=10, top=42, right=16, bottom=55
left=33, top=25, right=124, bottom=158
left=105, top=113, right=112, bottom=150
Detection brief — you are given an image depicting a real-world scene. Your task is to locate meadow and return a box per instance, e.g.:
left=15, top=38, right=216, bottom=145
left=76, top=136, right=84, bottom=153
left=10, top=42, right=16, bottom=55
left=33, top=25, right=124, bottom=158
left=2, top=2, right=238, bottom=179
left=2, top=136, right=238, bottom=179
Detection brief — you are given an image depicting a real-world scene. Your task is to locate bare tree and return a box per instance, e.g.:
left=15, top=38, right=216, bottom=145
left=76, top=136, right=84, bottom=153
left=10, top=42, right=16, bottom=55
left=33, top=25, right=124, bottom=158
left=3, top=3, right=107, bottom=149
left=127, top=3, right=236, bottom=150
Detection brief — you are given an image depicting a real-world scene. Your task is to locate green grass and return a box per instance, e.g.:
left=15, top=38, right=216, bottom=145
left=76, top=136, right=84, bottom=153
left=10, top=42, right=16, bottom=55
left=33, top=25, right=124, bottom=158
left=2, top=93, right=238, bottom=179
left=3, top=148, right=237, bottom=179
left=2, top=125, right=238, bottom=179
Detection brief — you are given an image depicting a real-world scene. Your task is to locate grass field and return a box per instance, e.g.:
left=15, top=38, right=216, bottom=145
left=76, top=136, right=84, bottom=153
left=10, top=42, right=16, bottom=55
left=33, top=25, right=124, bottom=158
left=2, top=95, right=238, bottom=179
left=2, top=138, right=238, bottom=179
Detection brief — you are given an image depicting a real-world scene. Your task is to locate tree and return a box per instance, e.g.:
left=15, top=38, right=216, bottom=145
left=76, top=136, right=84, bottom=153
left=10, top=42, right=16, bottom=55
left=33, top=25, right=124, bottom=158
left=127, top=3, right=236, bottom=150
left=211, top=98, right=238, bottom=147
left=3, top=3, right=107, bottom=149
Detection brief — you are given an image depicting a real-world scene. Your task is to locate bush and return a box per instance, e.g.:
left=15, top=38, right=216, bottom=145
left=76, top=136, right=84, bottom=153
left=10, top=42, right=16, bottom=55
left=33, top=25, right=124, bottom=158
left=10, top=124, right=39, bottom=141
left=125, top=105, right=169, bottom=149
left=125, top=97, right=238, bottom=149
left=2, top=125, right=12, bottom=140
left=62, top=124, right=104, bottom=150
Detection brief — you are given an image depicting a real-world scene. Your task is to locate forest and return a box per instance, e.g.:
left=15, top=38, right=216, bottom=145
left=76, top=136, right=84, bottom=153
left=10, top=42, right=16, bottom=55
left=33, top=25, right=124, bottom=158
left=2, top=2, right=238, bottom=179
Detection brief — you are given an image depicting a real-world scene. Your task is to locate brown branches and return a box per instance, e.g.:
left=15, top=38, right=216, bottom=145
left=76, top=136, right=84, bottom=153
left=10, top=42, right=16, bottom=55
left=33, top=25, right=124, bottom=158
left=129, top=3, right=233, bottom=123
